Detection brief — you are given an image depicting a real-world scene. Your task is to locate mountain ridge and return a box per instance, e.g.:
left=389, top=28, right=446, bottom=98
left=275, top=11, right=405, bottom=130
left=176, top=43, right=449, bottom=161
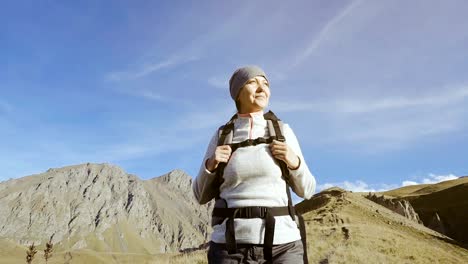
left=0, top=163, right=212, bottom=254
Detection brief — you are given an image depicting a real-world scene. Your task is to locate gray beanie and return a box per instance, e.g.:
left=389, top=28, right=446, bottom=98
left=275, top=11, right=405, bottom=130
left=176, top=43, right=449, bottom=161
left=229, top=65, right=268, bottom=100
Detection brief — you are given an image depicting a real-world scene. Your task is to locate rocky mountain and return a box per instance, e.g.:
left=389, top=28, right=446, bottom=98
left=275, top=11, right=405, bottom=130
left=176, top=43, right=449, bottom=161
left=364, top=192, right=422, bottom=223
left=382, top=176, right=468, bottom=246
left=0, top=163, right=213, bottom=255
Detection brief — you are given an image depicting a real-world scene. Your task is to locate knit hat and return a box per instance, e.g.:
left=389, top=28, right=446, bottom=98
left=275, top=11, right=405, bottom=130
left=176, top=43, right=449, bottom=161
left=229, top=65, right=268, bottom=100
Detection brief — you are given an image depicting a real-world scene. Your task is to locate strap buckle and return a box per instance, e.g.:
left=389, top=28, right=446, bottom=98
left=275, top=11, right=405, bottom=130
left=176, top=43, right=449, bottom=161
left=276, top=135, right=286, bottom=142
left=247, top=207, right=267, bottom=218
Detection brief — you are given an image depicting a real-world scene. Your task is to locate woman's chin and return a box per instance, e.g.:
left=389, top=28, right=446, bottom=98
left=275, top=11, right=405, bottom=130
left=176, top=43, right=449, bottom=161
left=255, top=99, right=268, bottom=107
left=254, top=105, right=267, bottom=112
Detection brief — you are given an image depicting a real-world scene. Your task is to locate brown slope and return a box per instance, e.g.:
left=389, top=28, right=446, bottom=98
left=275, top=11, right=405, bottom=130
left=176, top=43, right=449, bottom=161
left=295, top=187, right=468, bottom=264
left=0, top=237, right=166, bottom=264
left=384, top=177, right=468, bottom=197
left=380, top=184, right=431, bottom=197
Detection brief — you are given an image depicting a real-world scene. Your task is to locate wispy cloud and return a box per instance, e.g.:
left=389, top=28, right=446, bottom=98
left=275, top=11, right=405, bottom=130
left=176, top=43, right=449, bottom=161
left=116, top=88, right=196, bottom=106
left=317, top=180, right=395, bottom=193
left=173, top=103, right=235, bottom=131
left=104, top=4, right=257, bottom=104
left=402, top=173, right=459, bottom=186
left=316, top=173, right=460, bottom=194
left=270, top=84, right=468, bottom=152
left=106, top=55, right=198, bottom=82
left=272, top=85, right=468, bottom=114
left=332, top=86, right=468, bottom=114
left=291, top=0, right=364, bottom=68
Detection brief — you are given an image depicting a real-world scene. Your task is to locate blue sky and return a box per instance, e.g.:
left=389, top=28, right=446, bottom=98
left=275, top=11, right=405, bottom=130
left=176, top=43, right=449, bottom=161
left=1, top=0, right=467, bottom=194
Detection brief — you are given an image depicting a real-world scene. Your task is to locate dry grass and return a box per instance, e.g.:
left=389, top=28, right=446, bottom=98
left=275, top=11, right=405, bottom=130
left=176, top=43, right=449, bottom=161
left=0, top=237, right=207, bottom=264
left=300, top=189, right=468, bottom=263
left=383, top=177, right=468, bottom=197
left=154, top=251, right=208, bottom=264
left=26, top=243, right=37, bottom=264
left=43, top=236, right=53, bottom=263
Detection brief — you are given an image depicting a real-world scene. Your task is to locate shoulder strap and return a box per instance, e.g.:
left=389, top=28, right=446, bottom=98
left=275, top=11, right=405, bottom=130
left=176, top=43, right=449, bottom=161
left=264, top=111, right=296, bottom=220
left=214, top=113, right=238, bottom=199
left=217, top=113, right=237, bottom=145
left=264, top=111, right=285, bottom=142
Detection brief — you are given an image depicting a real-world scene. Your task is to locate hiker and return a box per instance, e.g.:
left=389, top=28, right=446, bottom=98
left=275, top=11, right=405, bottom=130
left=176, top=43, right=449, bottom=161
left=192, top=65, right=316, bottom=264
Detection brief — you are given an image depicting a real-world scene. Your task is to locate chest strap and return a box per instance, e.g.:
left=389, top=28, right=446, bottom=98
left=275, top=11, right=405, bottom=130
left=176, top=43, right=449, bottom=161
left=212, top=206, right=289, bottom=219
left=229, top=137, right=274, bottom=152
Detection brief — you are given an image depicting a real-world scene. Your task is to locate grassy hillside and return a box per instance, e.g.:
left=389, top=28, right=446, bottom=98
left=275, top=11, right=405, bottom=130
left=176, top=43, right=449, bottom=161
left=383, top=177, right=468, bottom=197
left=296, top=187, right=468, bottom=263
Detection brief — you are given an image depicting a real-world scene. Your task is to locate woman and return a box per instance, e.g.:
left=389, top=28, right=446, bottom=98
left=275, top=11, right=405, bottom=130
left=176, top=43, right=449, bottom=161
left=192, top=65, right=316, bottom=263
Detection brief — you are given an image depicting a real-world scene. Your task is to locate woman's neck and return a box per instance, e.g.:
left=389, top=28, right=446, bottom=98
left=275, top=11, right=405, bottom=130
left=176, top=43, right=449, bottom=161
left=237, top=109, right=264, bottom=117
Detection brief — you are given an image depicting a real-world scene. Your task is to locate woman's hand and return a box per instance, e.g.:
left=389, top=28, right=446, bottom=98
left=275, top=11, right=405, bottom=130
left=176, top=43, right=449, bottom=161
left=206, top=145, right=232, bottom=172
left=269, top=140, right=300, bottom=169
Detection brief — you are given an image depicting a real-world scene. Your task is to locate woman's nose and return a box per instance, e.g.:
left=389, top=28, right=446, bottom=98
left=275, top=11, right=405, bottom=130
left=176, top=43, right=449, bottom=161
left=256, top=84, right=265, bottom=92
left=255, top=80, right=267, bottom=90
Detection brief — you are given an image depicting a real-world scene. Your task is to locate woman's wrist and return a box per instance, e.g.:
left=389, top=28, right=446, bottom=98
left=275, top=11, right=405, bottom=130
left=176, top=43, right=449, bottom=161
left=205, top=158, right=217, bottom=173
left=288, top=156, right=301, bottom=170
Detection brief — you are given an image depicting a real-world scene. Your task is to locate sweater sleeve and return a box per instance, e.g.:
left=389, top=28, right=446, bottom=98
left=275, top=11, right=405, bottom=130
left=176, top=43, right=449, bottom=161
left=283, top=124, right=316, bottom=199
left=192, top=130, right=219, bottom=204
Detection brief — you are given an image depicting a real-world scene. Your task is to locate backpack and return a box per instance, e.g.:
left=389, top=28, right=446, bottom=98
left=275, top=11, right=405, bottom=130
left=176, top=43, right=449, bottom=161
left=211, top=110, right=308, bottom=264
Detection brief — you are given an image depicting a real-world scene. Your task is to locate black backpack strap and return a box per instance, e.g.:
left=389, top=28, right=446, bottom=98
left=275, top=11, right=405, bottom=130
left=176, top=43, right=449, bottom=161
left=217, top=113, right=237, bottom=145
left=263, top=209, right=276, bottom=261
left=298, top=214, right=309, bottom=264
left=265, top=111, right=309, bottom=264
left=264, top=111, right=295, bottom=220
left=214, top=114, right=237, bottom=199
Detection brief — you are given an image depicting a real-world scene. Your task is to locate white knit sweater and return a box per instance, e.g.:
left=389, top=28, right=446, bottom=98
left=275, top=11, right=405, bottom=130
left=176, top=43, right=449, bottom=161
left=192, top=111, right=316, bottom=245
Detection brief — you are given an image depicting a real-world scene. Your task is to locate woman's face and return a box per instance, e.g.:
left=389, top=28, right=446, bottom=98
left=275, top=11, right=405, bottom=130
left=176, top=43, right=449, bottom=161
left=237, top=76, right=270, bottom=113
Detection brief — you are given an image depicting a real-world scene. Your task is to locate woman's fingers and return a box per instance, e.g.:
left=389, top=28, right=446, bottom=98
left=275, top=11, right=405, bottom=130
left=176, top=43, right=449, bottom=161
left=219, top=145, right=232, bottom=151
left=218, top=153, right=230, bottom=163
left=215, top=145, right=232, bottom=163
left=270, top=140, right=298, bottom=167
left=270, top=143, right=287, bottom=161
left=270, top=140, right=287, bottom=155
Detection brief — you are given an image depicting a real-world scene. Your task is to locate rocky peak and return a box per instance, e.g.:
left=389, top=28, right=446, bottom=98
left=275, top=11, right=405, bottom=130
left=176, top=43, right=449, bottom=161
left=154, top=169, right=192, bottom=190
left=365, top=193, right=421, bottom=224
